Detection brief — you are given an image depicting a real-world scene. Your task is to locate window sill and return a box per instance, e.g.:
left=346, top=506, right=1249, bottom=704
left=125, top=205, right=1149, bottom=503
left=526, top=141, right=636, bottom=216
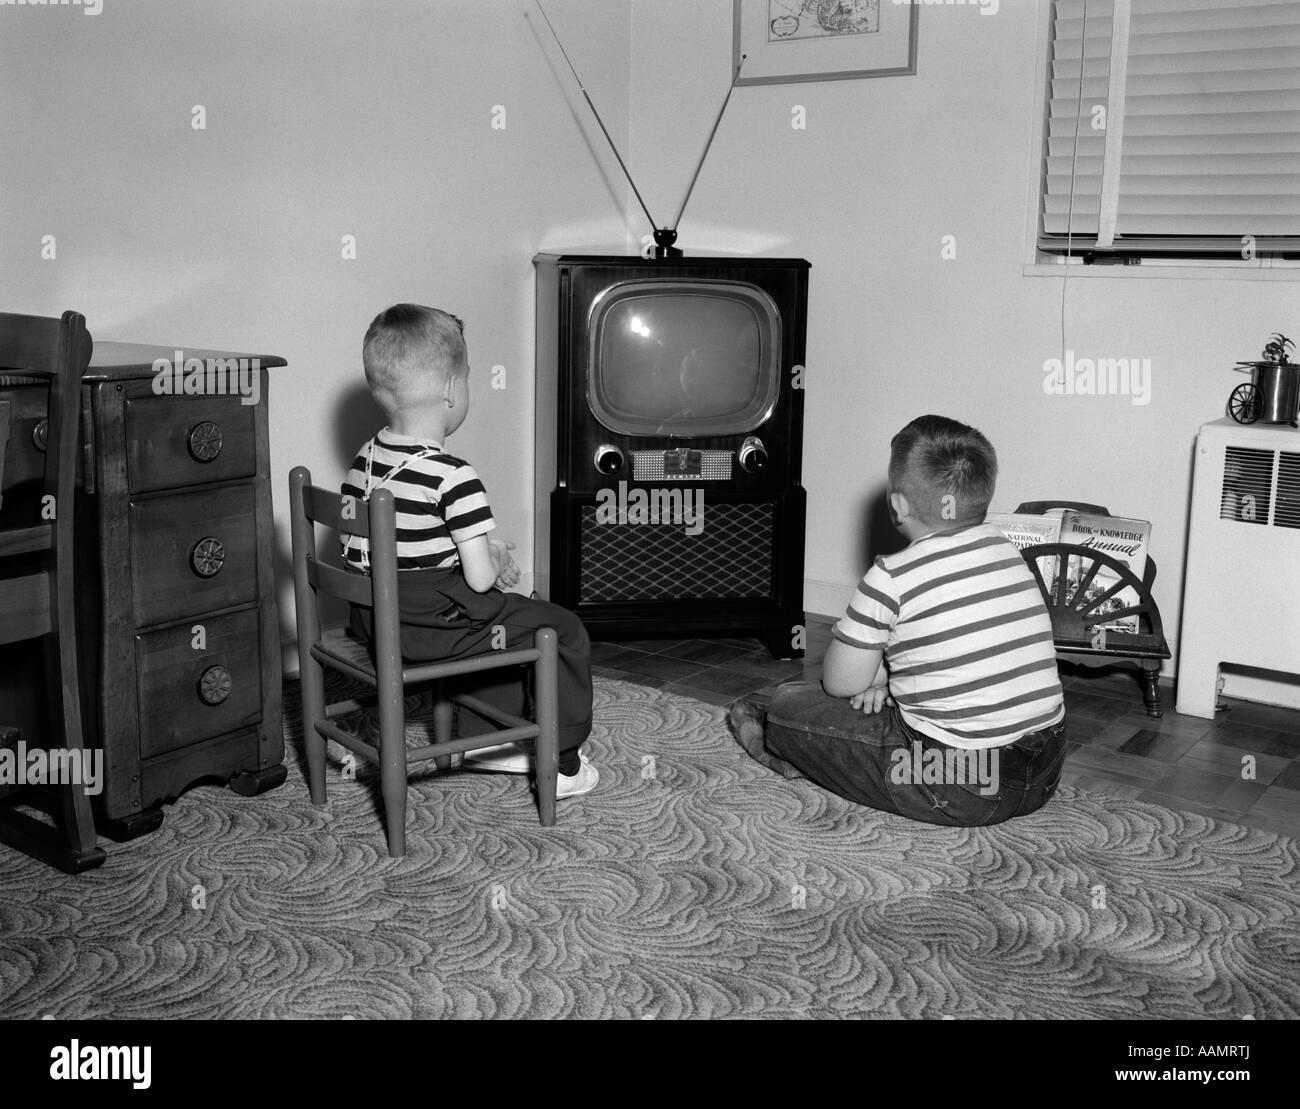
left=1023, top=262, right=1300, bottom=282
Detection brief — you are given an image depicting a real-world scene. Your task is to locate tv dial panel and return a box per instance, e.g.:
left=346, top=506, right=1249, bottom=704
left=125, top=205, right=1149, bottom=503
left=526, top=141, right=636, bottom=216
left=594, top=440, right=769, bottom=481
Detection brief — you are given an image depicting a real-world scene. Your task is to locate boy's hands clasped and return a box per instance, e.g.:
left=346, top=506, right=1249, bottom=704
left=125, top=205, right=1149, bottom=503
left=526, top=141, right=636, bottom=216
left=488, top=538, right=521, bottom=591
left=848, top=671, right=892, bottom=715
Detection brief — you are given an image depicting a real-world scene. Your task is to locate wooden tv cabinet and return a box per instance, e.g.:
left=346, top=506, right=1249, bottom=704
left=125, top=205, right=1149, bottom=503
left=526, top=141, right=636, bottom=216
left=0, top=342, right=286, bottom=841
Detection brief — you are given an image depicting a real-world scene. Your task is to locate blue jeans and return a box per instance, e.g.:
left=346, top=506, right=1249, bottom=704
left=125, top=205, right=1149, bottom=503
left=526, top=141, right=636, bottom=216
left=753, top=682, right=1068, bottom=827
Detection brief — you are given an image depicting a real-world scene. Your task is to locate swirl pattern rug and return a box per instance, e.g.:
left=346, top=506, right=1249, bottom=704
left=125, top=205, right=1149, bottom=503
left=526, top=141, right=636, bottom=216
left=1, top=677, right=1297, bottom=1019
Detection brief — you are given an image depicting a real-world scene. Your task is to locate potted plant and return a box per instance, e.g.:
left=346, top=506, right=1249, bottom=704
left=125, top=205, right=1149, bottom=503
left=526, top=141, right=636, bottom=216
left=1229, top=332, right=1300, bottom=426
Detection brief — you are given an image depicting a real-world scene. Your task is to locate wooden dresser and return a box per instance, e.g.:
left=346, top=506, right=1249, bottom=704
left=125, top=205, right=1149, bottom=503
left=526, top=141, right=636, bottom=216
left=0, top=342, right=286, bottom=839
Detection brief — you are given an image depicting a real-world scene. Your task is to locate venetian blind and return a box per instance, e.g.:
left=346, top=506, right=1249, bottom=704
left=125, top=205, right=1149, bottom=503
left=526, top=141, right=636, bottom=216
left=1039, top=0, right=1300, bottom=257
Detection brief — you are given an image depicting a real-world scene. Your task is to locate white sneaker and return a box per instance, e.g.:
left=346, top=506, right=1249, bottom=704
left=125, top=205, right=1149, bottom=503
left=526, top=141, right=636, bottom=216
left=462, top=740, right=534, bottom=775
left=555, top=755, right=598, bottom=799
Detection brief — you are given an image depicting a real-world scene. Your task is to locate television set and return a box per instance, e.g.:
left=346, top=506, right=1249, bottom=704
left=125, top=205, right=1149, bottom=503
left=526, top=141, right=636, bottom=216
left=534, top=252, right=810, bottom=657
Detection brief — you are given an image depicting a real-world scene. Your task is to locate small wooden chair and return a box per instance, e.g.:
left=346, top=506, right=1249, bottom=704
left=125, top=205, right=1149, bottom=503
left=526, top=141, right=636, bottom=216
left=289, top=466, right=559, bottom=857
left=0, top=310, right=105, bottom=872
left=1015, top=500, right=1171, bottom=718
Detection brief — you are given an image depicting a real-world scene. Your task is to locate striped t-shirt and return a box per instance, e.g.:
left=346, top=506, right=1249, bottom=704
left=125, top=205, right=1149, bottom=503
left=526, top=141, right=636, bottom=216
left=340, top=429, right=494, bottom=572
left=833, top=522, right=1064, bottom=750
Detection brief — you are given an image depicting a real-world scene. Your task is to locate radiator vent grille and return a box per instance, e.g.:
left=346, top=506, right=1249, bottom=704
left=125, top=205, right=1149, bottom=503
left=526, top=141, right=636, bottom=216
left=1220, top=446, right=1273, bottom=525
left=1277, top=452, right=1300, bottom=530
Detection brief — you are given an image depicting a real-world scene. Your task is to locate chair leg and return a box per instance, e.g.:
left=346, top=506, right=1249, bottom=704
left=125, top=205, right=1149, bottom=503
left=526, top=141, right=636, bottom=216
left=300, top=653, right=329, bottom=806
left=48, top=633, right=100, bottom=858
left=378, top=680, right=408, bottom=857
left=1141, top=662, right=1163, bottom=718
left=432, top=680, right=453, bottom=773
left=534, top=627, right=559, bottom=827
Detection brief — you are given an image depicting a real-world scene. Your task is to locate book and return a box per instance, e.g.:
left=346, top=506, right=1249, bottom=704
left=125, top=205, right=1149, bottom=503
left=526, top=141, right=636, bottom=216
left=1056, top=511, right=1151, bottom=634
left=985, top=510, right=1062, bottom=593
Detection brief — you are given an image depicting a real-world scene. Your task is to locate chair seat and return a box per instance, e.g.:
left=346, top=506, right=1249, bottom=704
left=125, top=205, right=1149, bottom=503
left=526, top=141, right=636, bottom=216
left=313, top=627, right=543, bottom=686
left=314, top=628, right=375, bottom=676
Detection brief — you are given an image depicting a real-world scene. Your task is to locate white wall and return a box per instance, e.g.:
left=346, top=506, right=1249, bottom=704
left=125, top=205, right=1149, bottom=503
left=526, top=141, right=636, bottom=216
left=628, top=0, right=1300, bottom=703
left=0, top=0, right=633, bottom=648
left=3, top=0, right=1296, bottom=703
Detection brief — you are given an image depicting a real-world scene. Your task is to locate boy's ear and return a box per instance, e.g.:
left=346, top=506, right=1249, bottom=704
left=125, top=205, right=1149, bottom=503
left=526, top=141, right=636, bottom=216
left=889, top=490, right=909, bottom=523
left=443, top=371, right=458, bottom=407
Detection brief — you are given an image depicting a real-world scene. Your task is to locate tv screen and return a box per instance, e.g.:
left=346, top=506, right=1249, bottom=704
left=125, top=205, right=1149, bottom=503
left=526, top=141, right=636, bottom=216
left=587, top=279, right=782, bottom=437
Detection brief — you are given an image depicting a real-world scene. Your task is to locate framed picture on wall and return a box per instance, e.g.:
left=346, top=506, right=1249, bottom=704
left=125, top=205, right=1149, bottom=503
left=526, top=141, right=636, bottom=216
left=733, top=0, right=919, bottom=85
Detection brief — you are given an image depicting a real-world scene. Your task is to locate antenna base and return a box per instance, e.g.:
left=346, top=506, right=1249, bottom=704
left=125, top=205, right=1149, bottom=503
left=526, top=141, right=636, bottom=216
left=652, top=228, right=682, bottom=259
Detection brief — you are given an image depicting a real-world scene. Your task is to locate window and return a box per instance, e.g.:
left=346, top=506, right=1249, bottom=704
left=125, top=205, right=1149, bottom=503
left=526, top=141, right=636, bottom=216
left=1037, top=0, right=1300, bottom=263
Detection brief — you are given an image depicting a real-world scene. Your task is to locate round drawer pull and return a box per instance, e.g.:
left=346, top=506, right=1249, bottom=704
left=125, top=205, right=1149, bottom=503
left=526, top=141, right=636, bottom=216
left=191, top=537, right=226, bottom=577
left=33, top=419, right=49, bottom=452
left=189, top=421, right=224, bottom=462
left=198, top=665, right=233, bottom=706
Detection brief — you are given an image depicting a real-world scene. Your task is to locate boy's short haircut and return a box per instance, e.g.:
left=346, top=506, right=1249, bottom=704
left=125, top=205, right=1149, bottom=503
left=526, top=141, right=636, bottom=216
left=889, top=415, right=998, bottom=528
left=362, top=304, right=466, bottom=415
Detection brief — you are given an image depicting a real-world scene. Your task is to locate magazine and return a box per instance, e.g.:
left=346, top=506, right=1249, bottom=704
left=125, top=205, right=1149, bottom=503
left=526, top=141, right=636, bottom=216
left=984, top=511, right=1062, bottom=591
left=1056, top=512, right=1151, bottom=634
left=986, top=508, right=1152, bottom=634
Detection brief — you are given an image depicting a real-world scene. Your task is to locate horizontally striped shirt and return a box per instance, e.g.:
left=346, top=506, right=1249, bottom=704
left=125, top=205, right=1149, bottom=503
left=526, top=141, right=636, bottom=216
left=340, top=429, right=494, bottom=572
left=833, top=522, right=1064, bottom=750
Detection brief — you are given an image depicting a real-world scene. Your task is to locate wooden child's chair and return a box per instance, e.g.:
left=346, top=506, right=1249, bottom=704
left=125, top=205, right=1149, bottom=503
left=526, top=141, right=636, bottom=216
left=0, top=310, right=105, bottom=872
left=289, top=466, right=560, bottom=857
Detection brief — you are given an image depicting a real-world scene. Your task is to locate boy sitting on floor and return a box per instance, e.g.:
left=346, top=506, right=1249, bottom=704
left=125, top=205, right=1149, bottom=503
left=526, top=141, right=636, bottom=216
left=730, top=414, right=1066, bottom=826
left=341, top=303, right=596, bottom=798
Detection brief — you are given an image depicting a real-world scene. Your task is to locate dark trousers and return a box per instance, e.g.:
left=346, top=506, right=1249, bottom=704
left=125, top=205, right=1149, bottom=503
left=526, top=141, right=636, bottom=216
left=350, top=569, right=592, bottom=775
left=748, top=681, right=1067, bottom=827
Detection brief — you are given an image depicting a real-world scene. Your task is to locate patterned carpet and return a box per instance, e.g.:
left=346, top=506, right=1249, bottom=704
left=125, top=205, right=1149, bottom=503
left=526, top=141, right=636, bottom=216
left=1, top=678, right=1298, bottom=1019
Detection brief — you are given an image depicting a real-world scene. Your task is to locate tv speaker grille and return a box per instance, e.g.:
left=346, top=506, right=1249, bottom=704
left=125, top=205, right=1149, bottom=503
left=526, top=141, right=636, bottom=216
left=579, top=502, right=773, bottom=602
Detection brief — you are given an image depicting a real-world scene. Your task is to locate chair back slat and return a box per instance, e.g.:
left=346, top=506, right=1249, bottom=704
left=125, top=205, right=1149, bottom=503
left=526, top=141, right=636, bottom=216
left=302, top=483, right=373, bottom=538
left=0, top=313, right=64, bottom=376
left=307, top=557, right=375, bottom=607
left=0, top=572, right=51, bottom=644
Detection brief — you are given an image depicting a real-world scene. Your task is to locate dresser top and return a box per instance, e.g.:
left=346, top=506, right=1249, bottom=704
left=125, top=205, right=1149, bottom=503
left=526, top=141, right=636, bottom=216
left=85, top=341, right=287, bottom=381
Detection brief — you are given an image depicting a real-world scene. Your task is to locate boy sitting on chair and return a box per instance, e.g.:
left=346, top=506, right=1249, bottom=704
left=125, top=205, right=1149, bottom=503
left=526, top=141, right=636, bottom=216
left=341, top=304, right=597, bottom=798
left=730, top=415, right=1066, bottom=826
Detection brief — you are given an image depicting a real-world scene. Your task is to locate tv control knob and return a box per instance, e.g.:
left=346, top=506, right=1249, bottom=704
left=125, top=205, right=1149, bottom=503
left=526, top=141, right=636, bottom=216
left=593, top=444, right=624, bottom=476
left=739, top=436, right=768, bottom=474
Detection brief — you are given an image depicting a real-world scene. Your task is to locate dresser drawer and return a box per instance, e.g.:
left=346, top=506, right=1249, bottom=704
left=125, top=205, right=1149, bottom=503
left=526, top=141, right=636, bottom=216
left=130, top=484, right=258, bottom=626
left=124, top=393, right=257, bottom=494
left=136, top=608, right=264, bottom=760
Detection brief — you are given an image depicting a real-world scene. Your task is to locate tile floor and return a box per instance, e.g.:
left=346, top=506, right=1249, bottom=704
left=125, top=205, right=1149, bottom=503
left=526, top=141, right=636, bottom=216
left=592, top=614, right=1300, bottom=840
